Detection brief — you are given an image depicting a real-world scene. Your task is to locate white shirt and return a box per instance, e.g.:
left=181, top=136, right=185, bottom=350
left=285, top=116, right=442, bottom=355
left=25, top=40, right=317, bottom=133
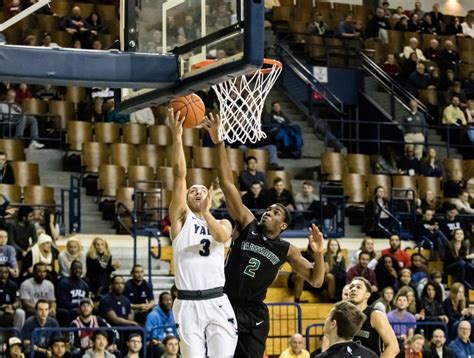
left=461, top=22, right=474, bottom=38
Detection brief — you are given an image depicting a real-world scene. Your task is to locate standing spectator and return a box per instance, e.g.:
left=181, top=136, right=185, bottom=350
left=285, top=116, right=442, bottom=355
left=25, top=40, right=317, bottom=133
left=443, top=283, right=472, bottom=326
left=405, top=335, right=425, bottom=358
left=20, top=233, right=57, bottom=282
left=412, top=2, right=425, bottom=19
left=161, top=336, right=179, bottom=358
left=0, top=265, right=25, bottom=330
left=346, top=252, right=378, bottom=292
left=442, top=96, right=467, bottom=126
left=307, top=12, right=329, bottom=35
left=453, top=189, right=474, bottom=214
left=0, top=151, right=14, bottom=184
left=461, top=15, right=474, bottom=38
left=413, top=208, right=449, bottom=260
left=406, top=63, right=432, bottom=95
left=294, top=182, right=319, bottom=211
left=382, top=54, right=400, bottom=78
left=125, top=334, right=142, bottom=358
left=365, top=186, right=392, bottom=236
left=419, top=281, right=449, bottom=323
left=99, top=275, right=138, bottom=327
left=439, top=40, right=460, bottom=72
left=374, top=255, right=400, bottom=291
left=402, top=38, right=426, bottom=61
left=280, top=333, right=310, bottom=358
left=0, top=229, right=18, bottom=277
left=366, top=7, right=390, bottom=43
left=7, top=206, right=37, bottom=259
left=124, top=264, right=155, bottom=324
left=424, top=39, right=440, bottom=62
left=445, top=229, right=474, bottom=289
left=448, top=321, right=474, bottom=357
left=238, top=156, right=266, bottom=192
left=420, top=148, right=443, bottom=177
left=397, top=145, right=421, bottom=176
left=82, top=330, right=116, bottom=358
left=267, top=177, right=295, bottom=210
left=86, top=237, right=118, bottom=300
left=336, top=14, right=361, bottom=38
left=241, top=181, right=270, bottom=210
left=387, top=293, right=416, bottom=347
left=351, top=237, right=378, bottom=270
left=58, top=237, right=86, bottom=278
left=382, top=234, right=411, bottom=268
left=423, top=329, right=456, bottom=358
left=20, top=263, right=56, bottom=317
left=400, top=99, right=426, bottom=159
left=429, top=4, right=444, bottom=31
left=145, top=292, right=177, bottom=342
left=22, top=300, right=59, bottom=358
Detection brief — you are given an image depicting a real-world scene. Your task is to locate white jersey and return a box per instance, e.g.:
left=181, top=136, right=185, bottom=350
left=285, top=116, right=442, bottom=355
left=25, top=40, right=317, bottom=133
left=173, top=211, right=225, bottom=291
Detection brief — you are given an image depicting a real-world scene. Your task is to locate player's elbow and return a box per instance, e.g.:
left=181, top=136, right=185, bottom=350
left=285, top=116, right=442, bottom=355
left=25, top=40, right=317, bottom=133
left=309, top=277, right=324, bottom=288
left=385, top=342, right=400, bottom=356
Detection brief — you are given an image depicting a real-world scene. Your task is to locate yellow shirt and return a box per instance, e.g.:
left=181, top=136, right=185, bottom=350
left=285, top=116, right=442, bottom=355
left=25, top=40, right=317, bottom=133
left=279, top=348, right=311, bottom=358
left=442, top=105, right=467, bottom=125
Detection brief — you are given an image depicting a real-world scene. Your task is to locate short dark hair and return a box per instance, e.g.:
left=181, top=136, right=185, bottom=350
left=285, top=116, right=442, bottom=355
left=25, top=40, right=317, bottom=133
left=49, top=336, right=67, bottom=347
left=18, top=206, right=33, bottom=222
left=330, top=301, right=367, bottom=340
left=302, top=181, right=313, bottom=187
left=92, top=330, right=109, bottom=343
left=423, top=207, right=434, bottom=214
left=33, top=262, right=47, bottom=272
left=358, top=251, right=370, bottom=260
left=444, top=203, right=456, bottom=212
left=351, top=276, right=372, bottom=293
left=127, top=333, right=142, bottom=342
left=459, top=189, right=469, bottom=196
left=273, top=177, right=283, bottom=185
left=245, top=156, right=257, bottom=165
left=162, top=336, right=179, bottom=345
left=250, top=180, right=262, bottom=187
left=111, top=275, right=124, bottom=284
left=273, top=203, right=292, bottom=226
left=271, top=101, right=280, bottom=106
left=159, top=292, right=171, bottom=301
left=130, top=264, right=143, bottom=274
left=35, top=299, right=50, bottom=309
left=0, top=151, right=6, bottom=157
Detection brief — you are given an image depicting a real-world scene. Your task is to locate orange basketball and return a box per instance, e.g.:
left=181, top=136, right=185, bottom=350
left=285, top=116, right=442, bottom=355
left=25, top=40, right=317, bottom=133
left=169, top=94, right=206, bottom=128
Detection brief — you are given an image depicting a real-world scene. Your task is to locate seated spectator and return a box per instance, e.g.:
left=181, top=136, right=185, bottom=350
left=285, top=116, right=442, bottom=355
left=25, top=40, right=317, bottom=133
left=381, top=2, right=391, bottom=18
left=402, top=38, right=426, bottom=61
left=22, top=300, right=59, bottom=358
left=307, top=12, right=329, bottom=36
left=463, top=71, right=474, bottom=100
left=20, top=263, right=56, bottom=317
left=0, top=151, right=14, bottom=184
left=346, top=251, right=378, bottom=292
left=466, top=100, right=474, bottom=143
left=56, top=260, right=89, bottom=325
left=448, top=321, right=474, bottom=357
left=6, top=337, right=24, bottom=358
left=400, top=99, right=427, bottom=159
left=423, top=328, right=456, bottom=358
left=125, top=334, right=142, bottom=358
left=448, top=81, right=468, bottom=104
left=439, top=204, right=471, bottom=240
left=85, top=11, right=106, bottom=40
left=420, top=147, right=443, bottom=177
left=267, top=177, right=295, bottom=211
left=0, top=265, right=25, bottom=330
left=0, top=229, right=18, bottom=277
left=242, top=181, right=270, bottom=210
left=382, top=234, right=411, bottom=268
left=420, top=281, right=449, bottom=324
left=413, top=208, right=449, bottom=259
left=440, top=40, right=460, bottom=72
left=91, top=39, right=103, bottom=50
left=0, top=89, right=44, bottom=148
left=453, top=189, right=474, bottom=214
left=178, top=15, right=200, bottom=42
left=43, top=208, right=60, bottom=243
left=443, top=283, right=472, bottom=326
left=461, top=14, right=474, bottom=38
left=20, top=233, right=57, bottom=281
left=375, top=255, right=400, bottom=291
left=443, top=170, right=464, bottom=200
left=145, top=291, right=177, bottom=342
left=58, top=237, right=86, bottom=277
left=70, top=298, right=117, bottom=355
left=82, top=330, right=116, bottom=358
left=407, top=13, right=421, bottom=32
left=397, top=145, right=421, bottom=176
left=99, top=275, right=138, bottom=327
left=59, top=6, right=90, bottom=44
left=445, top=229, right=474, bottom=289
left=336, top=14, right=361, bottom=38
left=394, top=15, right=409, bottom=31
left=406, top=63, right=433, bottom=95
left=49, top=336, right=71, bottom=358
left=394, top=268, right=417, bottom=293
left=366, top=7, right=390, bottom=43
left=387, top=293, right=416, bottom=347
left=239, top=156, right=266, bottom=192
left=420, top=13, right=438, bottom=34
left=294, top=181, right=319, bottom=211
left=428, top=67, right=441, bottom=89
left=399, top=52, right=418, bottom=85
left=412, top=2, right=425, bottom=19
left=41, top=33, right=59, bottom=48
left=374, top=145, right=398, bottom=174
left=265, top=101, right=303, bottom=158
left=429, top=3, right=444, bottom=31
left=86, top=237, right=118, bottom=301
left=405, top=334, right=425, bottom=358
left=324, top=239, right=346, bottom=300
left=124, top=264, right=155, bottom=324
left=443, top=95, right=467, bottom=125
left=396, top=189, right=421, bottom=214
left=424, top=39, right=440, bottom=62
left=372, top=286, right=395, bottom=313
left=392, top=6, right=405, bottom=20
left=15, top=83, right=32, bottom=102
left=280, top=333, right=310, bottom=358
left=409, top=253, right=428, bottom=285
left=440, top=69, right=456, bottom=91
left=416, top=270, right=446, bottom=302
left=444, top=16, right=463, bottom=35
left=365, top=186, right=392, bottom=236
left=312, top=301, right=378, bottom=358
left=382, top=54, right=400, bottom=78
left=420, top=189, right=442, bottom=212
left=350, top=237, right=378, bottom=270
left=397, top=286, right=420, bottom=316
left=161, top=336, right=179, bottom=358
left=35, top=85, right=61, bottom=101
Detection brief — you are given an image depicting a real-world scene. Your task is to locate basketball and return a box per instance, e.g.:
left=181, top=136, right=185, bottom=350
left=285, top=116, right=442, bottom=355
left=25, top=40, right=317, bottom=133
left=169, top=94, right=206, bottom=128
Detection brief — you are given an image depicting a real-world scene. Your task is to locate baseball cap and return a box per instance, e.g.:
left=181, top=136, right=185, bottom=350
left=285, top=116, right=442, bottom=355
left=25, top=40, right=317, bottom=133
left=8, top=337, right=22, bottom=346
left=80, top=298, right=93, bottom=306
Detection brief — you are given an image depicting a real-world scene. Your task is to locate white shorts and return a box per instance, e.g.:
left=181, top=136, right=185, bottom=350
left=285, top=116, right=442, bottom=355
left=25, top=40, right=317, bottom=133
left=173, top=294, right=238, bottom=358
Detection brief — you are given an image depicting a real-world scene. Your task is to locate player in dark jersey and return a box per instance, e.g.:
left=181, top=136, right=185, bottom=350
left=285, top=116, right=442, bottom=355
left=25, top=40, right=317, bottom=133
left=348, top=277, right=399, bottom=358
left=204, top=113, right=326, bottom=358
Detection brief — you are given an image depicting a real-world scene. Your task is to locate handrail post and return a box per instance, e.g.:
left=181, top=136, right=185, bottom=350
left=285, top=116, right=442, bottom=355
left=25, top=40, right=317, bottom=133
left=446, top=125, right=450, bottom=158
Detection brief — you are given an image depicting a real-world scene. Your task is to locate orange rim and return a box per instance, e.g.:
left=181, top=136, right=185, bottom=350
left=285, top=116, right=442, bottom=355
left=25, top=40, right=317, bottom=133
left=192, top=58, right=282, bottom=75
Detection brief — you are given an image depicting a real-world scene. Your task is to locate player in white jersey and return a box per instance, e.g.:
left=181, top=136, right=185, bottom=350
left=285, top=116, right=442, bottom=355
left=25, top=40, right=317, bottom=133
left=167, top=108, right=237, bottom=358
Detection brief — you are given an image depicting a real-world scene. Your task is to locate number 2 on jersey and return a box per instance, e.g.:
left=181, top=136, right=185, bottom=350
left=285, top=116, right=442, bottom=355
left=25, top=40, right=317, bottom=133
left=199, top=239, right=210, bottom=256
left=243, top=258, right=261, bottom=277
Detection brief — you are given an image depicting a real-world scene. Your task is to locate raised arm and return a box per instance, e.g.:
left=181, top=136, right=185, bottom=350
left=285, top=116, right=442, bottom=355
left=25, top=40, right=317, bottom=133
left=287, top=224, right=325, bottom=287
left=168, top=108, right=189, bottom=239
left=204, top=113, right=254, bottom=228
left=200, top=187, right=232, bottom=243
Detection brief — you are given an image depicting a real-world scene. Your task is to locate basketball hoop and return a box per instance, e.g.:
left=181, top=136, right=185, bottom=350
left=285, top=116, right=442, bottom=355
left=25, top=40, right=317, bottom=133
left=195, top=58, right=282, bottom=144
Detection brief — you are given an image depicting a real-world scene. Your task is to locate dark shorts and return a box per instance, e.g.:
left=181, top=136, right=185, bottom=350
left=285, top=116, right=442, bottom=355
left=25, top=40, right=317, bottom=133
left=232, top=303, right=269, bottom=358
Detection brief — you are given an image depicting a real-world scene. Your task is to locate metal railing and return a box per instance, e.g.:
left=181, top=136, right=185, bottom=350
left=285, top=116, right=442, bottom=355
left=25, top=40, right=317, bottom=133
left=305, top=323, right=324, bottom=354
left=266, top=303, right=303, bottom=356
left=389, top=321, right=448, bottom=339
left=60, top=175, right=81, bottom=233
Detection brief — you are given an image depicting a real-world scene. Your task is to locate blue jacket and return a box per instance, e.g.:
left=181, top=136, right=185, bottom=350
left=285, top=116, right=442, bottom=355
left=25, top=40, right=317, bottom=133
left=145, top=305, right=177, bottom=341
left=448, top=337, right=474, bottom=358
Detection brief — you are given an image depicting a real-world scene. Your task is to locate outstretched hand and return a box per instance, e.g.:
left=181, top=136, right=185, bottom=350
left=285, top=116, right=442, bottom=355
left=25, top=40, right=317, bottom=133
left=199, top=187, right=214, bottom=214
left=308, top=224, right=324, bottom=254
left=167, top=108, right=184, bottom=137
left=202, top=112, right=222, bottom=144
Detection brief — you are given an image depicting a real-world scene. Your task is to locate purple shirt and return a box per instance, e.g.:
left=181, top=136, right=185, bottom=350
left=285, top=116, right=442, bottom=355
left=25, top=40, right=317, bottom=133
left=387, top=309, right=416, bottom=337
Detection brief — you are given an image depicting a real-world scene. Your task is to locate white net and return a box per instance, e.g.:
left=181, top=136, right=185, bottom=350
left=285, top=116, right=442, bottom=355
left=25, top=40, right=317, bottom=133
left=212, top=59, right=282, bottom=144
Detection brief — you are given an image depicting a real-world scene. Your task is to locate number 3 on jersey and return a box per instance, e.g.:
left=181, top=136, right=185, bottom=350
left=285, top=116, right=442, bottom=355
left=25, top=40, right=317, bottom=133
left=199, top=239, right=210, bottom=256
left=244, top=258, right=261, bottom=277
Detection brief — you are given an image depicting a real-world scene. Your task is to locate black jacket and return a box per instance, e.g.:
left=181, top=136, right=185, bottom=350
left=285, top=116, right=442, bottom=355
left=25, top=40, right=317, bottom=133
left=312, top=341, right=378, bottom=358
left=423, top=343, right=456, bottom=358
left=0, top=164, right=14, bottom=184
